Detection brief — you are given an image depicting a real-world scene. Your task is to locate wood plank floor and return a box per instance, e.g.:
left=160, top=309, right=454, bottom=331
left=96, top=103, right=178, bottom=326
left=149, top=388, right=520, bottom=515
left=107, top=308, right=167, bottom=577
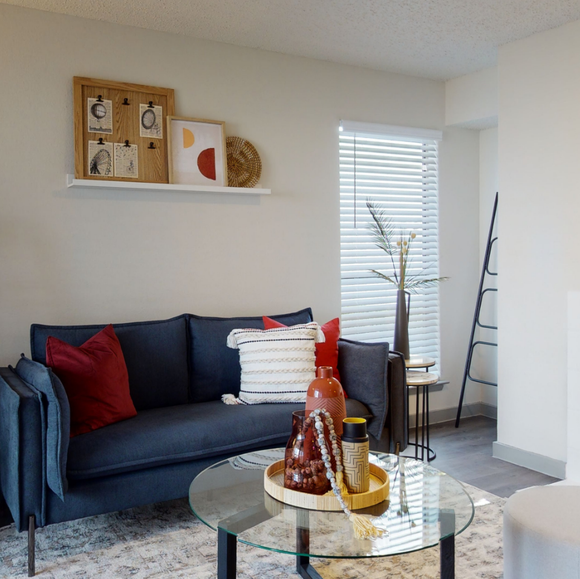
left=415, top=415, right=559, bottom=497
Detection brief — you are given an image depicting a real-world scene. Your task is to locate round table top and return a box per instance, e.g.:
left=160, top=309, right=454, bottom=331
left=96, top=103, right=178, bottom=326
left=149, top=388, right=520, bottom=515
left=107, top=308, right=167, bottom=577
left=407, top=371, right=439, bottom=386
left=405, top=355, right=436, bottom=369
left=189, top=448, right=474, bottom=559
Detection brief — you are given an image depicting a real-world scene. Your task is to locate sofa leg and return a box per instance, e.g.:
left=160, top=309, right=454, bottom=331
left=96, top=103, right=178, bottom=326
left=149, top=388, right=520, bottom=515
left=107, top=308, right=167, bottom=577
left=28, top=514, right=35, bottom=577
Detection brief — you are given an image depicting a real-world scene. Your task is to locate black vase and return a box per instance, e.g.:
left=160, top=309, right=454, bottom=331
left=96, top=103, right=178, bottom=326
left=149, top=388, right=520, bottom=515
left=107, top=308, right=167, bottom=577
left=394, top=289, right=410, bottom=360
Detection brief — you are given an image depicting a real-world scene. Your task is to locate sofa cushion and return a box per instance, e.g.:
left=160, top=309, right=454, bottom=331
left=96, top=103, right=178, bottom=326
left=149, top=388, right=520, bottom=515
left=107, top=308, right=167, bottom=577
left=46, top=325, right=137, bottom=437
left=66, top=396, right=372, bottom=481
left=12, top=356, right=70, bottom=500
left=187, top=308, right=313, bottom=403
left=67, top=401, right=302, bottom=480
left=31, top=315, right=189, bottom=411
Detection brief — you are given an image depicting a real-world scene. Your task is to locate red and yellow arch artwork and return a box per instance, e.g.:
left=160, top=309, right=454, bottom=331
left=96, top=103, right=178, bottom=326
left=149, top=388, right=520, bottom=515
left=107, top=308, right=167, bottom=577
left=183, top=128, right=195, bottom=148
left=197, top=148, right=216, bottom=180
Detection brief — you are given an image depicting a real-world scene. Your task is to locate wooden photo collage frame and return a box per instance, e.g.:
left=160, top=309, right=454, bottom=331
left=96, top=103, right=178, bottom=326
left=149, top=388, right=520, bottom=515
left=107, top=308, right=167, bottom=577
left=73, top=77, right=175, bottom=184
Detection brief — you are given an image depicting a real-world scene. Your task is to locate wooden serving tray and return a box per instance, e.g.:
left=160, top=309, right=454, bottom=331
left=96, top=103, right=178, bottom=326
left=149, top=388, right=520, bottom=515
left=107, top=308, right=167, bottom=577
left=264, top=460, right=390, bottom=511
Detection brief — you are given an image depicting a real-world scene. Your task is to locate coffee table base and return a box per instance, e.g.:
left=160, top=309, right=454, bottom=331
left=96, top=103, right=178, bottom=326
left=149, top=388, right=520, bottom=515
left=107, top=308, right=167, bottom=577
left=218, top=528, right=237, bottom=579
left=218, top=509, right=456, bottom=579
left=296, top=512, right=324, bottom=579
left=440, top=534, right=455, bottom=579
left=297, top=555, right=324, bottom=579
left=439, top=509, right=456, bottom=579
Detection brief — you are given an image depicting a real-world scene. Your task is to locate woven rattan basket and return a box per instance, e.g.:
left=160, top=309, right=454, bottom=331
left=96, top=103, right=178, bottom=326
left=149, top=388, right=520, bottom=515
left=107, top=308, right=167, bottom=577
left=226, top=136, right=262, bottom=188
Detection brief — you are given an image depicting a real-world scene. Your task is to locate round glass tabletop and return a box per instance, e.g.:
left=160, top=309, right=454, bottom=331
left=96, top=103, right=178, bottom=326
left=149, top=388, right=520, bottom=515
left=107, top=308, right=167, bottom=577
left=189, top=449, right=474, bottom=559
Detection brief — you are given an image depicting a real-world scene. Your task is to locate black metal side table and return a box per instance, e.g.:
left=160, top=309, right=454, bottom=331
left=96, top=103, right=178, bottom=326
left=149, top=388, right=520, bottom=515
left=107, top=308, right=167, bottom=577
left=406, top=356, right=438, bottom=462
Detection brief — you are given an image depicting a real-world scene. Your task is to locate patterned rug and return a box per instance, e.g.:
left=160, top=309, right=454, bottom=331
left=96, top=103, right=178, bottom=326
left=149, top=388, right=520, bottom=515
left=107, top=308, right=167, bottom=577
left=0, top=483, right=504, bottom=578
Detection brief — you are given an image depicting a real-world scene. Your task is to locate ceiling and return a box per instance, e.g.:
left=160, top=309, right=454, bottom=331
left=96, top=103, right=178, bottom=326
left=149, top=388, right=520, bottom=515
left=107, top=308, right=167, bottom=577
left=4, top=0, right=580, bottom=80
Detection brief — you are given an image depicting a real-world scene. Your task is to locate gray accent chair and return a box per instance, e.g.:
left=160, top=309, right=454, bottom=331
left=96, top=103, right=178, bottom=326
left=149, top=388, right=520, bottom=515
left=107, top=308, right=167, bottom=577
left=0, top=308, right=407, bottom=576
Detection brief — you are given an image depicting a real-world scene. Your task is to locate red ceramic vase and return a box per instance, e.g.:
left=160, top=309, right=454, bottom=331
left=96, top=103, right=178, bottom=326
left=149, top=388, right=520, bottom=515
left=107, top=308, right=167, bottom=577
left=305, top=366, right=347, bottom=435
left=305, top=366, right=347, bottom=472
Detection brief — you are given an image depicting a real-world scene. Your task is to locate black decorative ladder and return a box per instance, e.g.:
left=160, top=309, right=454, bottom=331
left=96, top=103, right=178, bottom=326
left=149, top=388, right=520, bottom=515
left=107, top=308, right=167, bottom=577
left=455, top=192, right=498, bottom=428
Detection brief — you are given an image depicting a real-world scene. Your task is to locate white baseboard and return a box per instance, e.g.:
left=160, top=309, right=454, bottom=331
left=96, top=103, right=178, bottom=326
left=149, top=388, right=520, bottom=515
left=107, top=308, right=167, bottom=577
left=492, top=441, right=566, bottom=479
left=409, top=402, right=497, bottom=428
left=407, top=402, right=565, bottom=479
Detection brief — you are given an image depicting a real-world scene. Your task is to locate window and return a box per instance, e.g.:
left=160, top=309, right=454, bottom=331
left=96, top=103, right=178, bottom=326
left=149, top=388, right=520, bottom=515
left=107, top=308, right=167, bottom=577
left=339, top=121, right=443, bottom=365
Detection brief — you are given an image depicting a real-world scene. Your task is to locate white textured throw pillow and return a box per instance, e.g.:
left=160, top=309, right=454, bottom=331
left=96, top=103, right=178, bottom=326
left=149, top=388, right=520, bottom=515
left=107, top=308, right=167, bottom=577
left=223, top=322, right=325, bottom=405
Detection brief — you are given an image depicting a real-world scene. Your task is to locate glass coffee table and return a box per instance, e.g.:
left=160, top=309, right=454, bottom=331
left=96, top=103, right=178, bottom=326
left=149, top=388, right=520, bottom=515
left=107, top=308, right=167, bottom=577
left=189, top=449, right=474, bottom=579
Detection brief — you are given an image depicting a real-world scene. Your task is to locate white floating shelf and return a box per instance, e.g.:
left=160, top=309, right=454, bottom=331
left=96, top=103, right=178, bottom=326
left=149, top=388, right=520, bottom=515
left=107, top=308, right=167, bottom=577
left=66, top=175, right=271, bottom=195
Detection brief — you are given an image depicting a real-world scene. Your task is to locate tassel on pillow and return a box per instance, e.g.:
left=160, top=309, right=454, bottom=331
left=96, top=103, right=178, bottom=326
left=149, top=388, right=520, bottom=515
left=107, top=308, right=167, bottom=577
left=221, top=394, right=242, bottom=405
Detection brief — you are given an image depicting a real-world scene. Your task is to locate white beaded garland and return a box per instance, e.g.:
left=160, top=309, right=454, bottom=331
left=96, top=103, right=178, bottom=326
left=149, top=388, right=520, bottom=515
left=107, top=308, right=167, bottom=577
left=308, top=409, right=351, bottom=517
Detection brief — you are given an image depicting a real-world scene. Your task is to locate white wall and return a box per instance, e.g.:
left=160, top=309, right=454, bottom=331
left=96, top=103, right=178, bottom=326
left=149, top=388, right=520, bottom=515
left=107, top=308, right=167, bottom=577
left=445, top=71, right=499, bottom=413
left=445, top=67, right=498, bottom=129
left=0, top=4, right=480, bottom=415
left=476, top=128, right=498, bottom=407
left=438, top=129, right=480, bottom=412
left=497, top=19, right=580, bottom=467
left=567, top=292, right=580, bottom=481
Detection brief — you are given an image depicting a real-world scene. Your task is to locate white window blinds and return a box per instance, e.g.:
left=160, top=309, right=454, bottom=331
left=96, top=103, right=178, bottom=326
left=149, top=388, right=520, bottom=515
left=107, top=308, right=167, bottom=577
left=339, top=121, right=443, bottom=365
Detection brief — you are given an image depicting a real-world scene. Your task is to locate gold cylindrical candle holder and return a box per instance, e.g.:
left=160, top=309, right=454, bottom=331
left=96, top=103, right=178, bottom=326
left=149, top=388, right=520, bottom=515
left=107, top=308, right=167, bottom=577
left=341, top=417, right=370, bottom=494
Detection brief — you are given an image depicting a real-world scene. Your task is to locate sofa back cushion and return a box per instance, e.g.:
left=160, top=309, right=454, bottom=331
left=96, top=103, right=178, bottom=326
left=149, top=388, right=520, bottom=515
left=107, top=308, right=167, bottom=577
left=187, top=308, right=313, bottom=403
left=31, top=315, right=189, bottom=411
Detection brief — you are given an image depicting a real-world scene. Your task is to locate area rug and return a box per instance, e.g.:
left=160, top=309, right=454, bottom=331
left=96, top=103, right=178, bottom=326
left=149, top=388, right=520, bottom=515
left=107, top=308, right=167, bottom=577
left=0, top=483, right=504, bottom=578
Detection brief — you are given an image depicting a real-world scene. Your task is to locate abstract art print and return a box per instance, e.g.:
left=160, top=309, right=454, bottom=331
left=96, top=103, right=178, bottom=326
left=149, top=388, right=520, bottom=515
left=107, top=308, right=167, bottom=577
left=88, top=140, right=113, bottom=176
left=87, top=97, right=113, bottom=134
left=139, top=103, right=163, bottom=139
left=167, top=117, right=227, bottom=186
left=114, top=143, right=139, bottom=178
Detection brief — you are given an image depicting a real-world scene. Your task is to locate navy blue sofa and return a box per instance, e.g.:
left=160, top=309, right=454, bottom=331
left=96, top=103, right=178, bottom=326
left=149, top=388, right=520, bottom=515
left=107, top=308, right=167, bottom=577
left=0, top=308, right=407, bottom=576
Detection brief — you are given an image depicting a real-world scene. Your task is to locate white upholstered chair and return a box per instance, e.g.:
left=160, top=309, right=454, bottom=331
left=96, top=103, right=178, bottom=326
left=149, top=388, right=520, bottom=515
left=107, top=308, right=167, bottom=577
left=503, top=485, right=580, bottom=578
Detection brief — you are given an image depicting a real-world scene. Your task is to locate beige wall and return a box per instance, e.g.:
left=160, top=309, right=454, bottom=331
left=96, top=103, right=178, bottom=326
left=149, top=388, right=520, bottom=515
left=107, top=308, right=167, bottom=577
left=445, top=68, right=500, bottom=412
left=0, top=4, right=480, bottom=415
left=477, top=127, right=498, bottom=407
left=445, top=67, right=498, bottom=128
left=498, top=18, right=580, bottom=465
left=438, top=129, right=480, bottom=412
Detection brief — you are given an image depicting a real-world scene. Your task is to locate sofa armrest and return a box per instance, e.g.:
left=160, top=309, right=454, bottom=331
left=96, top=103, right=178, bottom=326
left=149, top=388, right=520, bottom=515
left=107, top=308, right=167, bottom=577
left=385, top=351, right=408, bottom=452
left=0, top=368, right=46, bottom=531
left=12, top=356, right=70, bottom=502
left=337, top=339, right=389, bottom=440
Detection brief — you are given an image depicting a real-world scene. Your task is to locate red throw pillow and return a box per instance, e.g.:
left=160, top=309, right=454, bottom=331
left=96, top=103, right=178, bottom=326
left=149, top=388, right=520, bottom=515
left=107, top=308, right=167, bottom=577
left=263, top=316, right=342, bottom=384
left=46, top=324, right=137, bottom=437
